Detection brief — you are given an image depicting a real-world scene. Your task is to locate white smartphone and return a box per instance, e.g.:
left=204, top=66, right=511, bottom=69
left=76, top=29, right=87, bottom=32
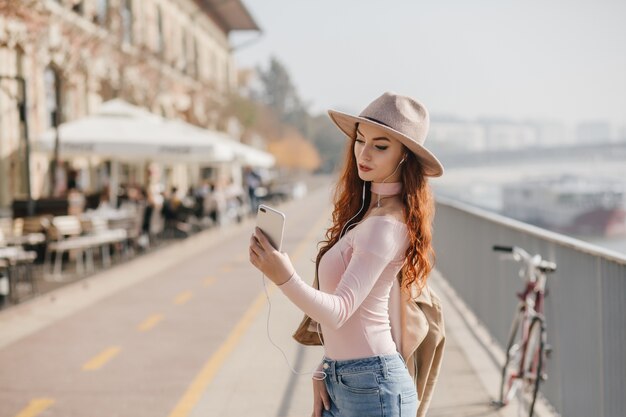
left=256, top=204, right=286, bottom=251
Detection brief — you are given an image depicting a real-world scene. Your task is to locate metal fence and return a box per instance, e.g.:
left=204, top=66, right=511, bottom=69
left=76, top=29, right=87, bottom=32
left=432, top=195, right=626, bottom=417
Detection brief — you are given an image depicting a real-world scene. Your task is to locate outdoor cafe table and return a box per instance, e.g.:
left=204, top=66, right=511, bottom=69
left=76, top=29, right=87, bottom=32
left=0, top=246, right=37, bottom=302
left=2, top=233, right=46, bottom=247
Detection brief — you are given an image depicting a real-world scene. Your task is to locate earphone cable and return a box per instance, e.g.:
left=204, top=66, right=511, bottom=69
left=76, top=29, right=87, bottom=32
left=261, top=272, right=327, bottom=381
left=376, top=158, right=404, bottom=208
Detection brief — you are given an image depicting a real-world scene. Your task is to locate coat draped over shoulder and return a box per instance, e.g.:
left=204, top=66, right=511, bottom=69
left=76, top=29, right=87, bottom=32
left=390, top=278, right=446, bottom=417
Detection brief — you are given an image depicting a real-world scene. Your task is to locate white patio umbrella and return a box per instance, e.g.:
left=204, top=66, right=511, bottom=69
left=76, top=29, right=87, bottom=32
left=35, top=99, right=236, bottom=163
left=169, top=120, right=275, bottom=168
left=217, top=133, right=276, bottom=168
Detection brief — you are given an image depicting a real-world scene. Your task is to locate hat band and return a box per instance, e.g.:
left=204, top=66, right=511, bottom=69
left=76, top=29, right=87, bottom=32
left=362, top=116, right=391, bottom=129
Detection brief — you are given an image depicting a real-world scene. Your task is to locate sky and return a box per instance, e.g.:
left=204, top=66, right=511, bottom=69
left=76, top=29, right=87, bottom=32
left=231, top=0, right=626, bottom=129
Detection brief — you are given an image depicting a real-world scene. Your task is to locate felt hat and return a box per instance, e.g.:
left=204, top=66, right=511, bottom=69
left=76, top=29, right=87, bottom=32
left=328, top=92, right=444, bottom=177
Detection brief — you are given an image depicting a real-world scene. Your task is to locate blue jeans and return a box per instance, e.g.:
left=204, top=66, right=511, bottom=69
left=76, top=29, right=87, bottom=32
left=321, top=352, right=418, bottom=417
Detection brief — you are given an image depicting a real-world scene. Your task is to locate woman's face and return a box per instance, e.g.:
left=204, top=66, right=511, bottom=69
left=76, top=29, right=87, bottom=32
left=354, top=122, right=406, bottom=183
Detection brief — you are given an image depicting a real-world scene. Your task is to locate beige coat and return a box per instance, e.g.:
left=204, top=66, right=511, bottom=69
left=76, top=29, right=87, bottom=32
left=390, top=279, right=446, bottom=417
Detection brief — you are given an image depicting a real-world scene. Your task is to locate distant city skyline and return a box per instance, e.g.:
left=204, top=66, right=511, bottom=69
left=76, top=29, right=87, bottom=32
left=233, top=0, right=626, bottom=131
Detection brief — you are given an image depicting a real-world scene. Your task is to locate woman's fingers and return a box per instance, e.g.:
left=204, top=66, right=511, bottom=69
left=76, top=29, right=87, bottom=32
left=254, top=227, right=273, bottom=251
left=317, top=379, right=330, bottom=411
left=312, top=378, right=329, bottom=416
left=249, top=234, right=261, bottom=250
left=249, top=234, right=262, bottom=270
left=249, top=235, right=262, bottom=258
left=250, top=229, right=295, bottom=285
left=312, top=380, right=322, bottom=417
left=321, top=386, right=330, bottom=411
left=313, top=401, right=322, bottom=417
left=313, top=395, right=324, bottom=417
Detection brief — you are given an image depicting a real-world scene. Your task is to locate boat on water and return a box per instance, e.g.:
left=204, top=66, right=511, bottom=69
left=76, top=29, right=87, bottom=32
left=501, top=174, right=626, bottom=237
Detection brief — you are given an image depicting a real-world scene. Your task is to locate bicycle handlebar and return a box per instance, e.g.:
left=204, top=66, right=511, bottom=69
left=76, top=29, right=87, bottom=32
left=538, top=260, right=557, bottom=273
left=492, top=245, right=514, bottom=252
left=492, top=244, right=557, bottom=274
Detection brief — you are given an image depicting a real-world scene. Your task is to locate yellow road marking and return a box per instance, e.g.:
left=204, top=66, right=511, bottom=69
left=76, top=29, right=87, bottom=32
left=203, top=277, right=216, bottom=287
left=13, top=398, right=55, bottom=417
left=138, top=314, right=164, bottom=332
left=174, top=291, right=193, bottom=305
left=166, top=289, right=268, bottom=417
left=82, top=346, right=121, bottom=371
left=166, top=210, right=329, bottom=417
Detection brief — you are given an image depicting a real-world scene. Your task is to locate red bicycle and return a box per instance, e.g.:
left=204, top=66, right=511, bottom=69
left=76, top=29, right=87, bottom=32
left=491, top=245, right=556, bottom=417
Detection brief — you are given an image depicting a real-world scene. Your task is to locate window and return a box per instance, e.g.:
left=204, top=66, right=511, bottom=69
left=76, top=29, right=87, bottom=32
left=193, top=37, right=199, bottom=78
left=16, top=48, right=26, bottom=125
left=181, top=30, right=188, bottom=73
left=121, top=0, right=133, bottom=44
left=44, top=66, right=61, bottom=129
left=210, top=51, right=217, bottom=81
left=156, top=6, right=164, bottom=54
left=72, top=1, right=84, bottom=14
left=97, top=0, right=109, bottom=26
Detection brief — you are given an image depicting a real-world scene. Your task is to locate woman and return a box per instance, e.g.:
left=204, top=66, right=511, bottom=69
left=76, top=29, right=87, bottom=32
left=249, top=92, right=444, bottom=417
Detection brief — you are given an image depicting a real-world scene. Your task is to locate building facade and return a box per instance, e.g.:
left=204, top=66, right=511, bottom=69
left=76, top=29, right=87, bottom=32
left=0, top=0, right=258, bottom=210
left=428, top=117, right=570, bottom=154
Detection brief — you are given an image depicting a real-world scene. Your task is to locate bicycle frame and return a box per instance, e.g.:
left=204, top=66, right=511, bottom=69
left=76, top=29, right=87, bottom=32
left=512, top=281, right=545, bottom=381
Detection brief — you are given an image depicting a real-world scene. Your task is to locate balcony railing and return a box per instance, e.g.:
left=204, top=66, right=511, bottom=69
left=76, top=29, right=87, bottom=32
left=433, top=194, right=626, bottom=417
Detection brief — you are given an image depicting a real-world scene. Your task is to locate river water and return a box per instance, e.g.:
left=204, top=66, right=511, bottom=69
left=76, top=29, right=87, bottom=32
left=431, top=156, right=626, bottom=257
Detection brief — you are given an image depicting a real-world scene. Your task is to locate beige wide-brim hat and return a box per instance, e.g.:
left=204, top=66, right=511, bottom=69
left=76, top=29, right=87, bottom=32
left=328, top=91, right=444, bottom=177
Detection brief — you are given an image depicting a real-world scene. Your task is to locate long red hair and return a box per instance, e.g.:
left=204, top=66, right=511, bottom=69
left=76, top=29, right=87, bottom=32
left=315, top=134, right=436, bottom=295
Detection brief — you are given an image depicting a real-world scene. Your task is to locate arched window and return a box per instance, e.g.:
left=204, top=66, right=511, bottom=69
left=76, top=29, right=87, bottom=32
left=99, top=78, right=115, bottom=102
left=121, top=0, right=133, bottom=44
left=97, top=0, right=109, bottom=27
left=44, top=66, right=61, bottom=129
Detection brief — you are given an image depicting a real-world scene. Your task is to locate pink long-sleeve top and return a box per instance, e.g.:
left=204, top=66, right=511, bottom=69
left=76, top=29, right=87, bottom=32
left=278, top=215, right=409, bottom=360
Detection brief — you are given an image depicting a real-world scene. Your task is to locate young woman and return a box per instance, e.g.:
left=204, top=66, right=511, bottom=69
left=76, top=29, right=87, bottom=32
left=249, top=92, right=444, bottom=417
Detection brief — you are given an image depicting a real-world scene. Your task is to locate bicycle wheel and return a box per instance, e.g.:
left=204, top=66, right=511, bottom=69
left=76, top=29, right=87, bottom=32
left=499, top=307, right=524, bottom=406
left=521, top=316, right=545, bottom=417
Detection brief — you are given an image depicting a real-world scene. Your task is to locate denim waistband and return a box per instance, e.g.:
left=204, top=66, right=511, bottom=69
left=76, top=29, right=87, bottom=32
left=321, top=352, right=406, bottom=381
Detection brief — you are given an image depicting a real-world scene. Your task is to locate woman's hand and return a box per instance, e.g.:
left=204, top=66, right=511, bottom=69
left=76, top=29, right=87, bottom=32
left=249, top=227, right=295, bottom=285
left=312, top=377, right=330, bottom=417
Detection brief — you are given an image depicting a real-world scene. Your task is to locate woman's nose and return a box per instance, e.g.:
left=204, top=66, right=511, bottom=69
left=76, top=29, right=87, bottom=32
left=359, top=145, right=372, bottom=160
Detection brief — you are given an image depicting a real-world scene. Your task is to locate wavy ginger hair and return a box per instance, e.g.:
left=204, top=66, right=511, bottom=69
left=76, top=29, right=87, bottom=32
left=315, top=134, right=436, bottom=296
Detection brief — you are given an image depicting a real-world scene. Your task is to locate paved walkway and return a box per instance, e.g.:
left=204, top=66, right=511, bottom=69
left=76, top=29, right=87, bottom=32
left=0, top=178, right=545, bottom=417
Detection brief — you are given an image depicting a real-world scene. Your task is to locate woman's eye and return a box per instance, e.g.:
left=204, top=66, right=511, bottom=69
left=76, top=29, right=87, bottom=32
left=376, top=146, right=388, bottom=150
left=355, top=138, right=365, bottom=143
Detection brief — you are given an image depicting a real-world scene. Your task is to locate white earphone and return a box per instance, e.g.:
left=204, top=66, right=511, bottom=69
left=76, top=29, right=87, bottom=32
left=260, top=273, right=328, bottom=380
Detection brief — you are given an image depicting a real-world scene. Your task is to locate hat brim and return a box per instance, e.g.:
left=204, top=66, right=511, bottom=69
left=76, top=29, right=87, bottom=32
left=328, top=109, right=444, bottom=177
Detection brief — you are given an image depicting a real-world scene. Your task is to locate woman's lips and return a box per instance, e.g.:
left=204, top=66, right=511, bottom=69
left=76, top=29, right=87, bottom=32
left=358, top=164, right=372, bottom=172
